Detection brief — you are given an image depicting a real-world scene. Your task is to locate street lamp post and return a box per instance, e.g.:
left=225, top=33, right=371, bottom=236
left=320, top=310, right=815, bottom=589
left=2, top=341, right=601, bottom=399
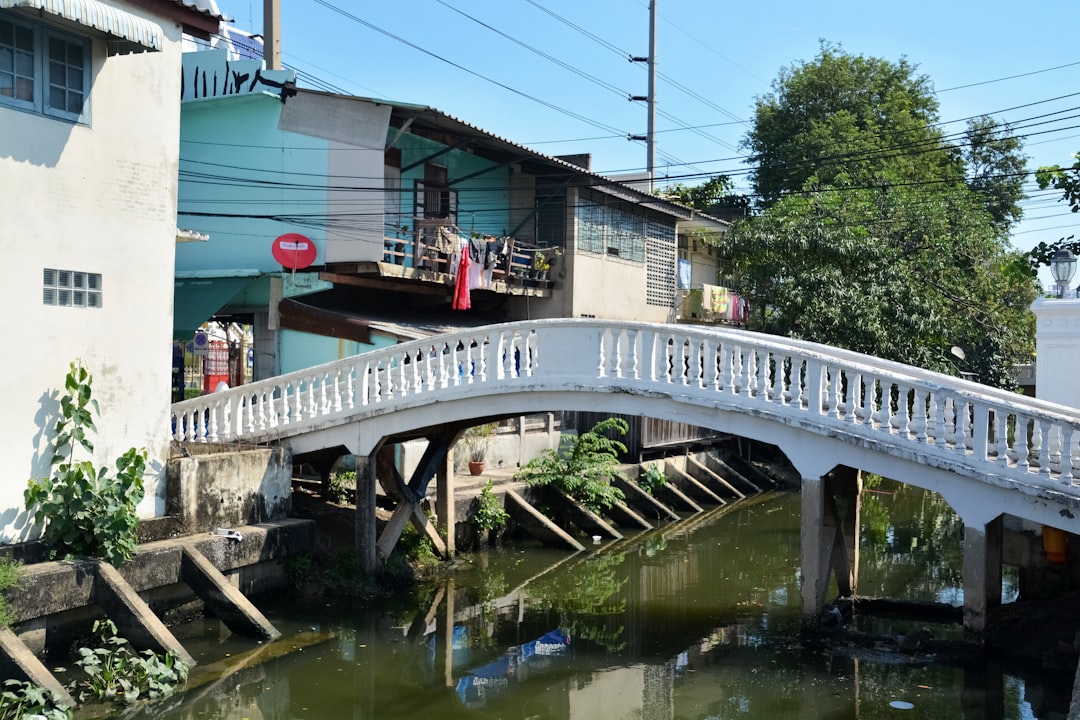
left=1051, top=249, right=1077, bottom=298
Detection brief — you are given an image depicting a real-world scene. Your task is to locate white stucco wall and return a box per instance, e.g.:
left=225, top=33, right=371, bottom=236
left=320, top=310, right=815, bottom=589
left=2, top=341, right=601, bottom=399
left=564, top=252, right=671, bottom=323
left=0, top=3, right=185, bottom=541
left=1033, top=297, right=1080, bottom=410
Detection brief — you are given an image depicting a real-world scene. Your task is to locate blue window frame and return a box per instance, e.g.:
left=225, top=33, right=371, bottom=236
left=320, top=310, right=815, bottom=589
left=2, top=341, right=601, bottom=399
left=0, top=14, right=89, bottom=123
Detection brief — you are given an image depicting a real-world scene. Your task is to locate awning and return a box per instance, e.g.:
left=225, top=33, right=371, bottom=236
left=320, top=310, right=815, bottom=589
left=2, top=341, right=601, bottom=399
left=0, top=0, right=163, bottom=52
left=174, top=275, right=256, bottom=340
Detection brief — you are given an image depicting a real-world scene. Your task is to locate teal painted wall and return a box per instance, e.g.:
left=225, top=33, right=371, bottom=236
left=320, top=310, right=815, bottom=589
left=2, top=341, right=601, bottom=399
left=393, top=133, right=512, bottom=240
left=178, top=95, right=329, bottom=274
left=279, top=329, right=401, bottom=376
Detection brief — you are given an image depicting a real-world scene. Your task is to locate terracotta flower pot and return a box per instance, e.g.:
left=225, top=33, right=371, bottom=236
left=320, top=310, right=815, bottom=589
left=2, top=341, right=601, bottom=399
left=468, top=461, right=485, bottom=476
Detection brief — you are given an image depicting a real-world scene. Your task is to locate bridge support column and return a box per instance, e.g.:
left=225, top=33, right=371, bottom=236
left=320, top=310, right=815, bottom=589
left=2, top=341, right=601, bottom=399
left=355, top=453, right=378, bottom=574
left=436, top=447, right=456, bottom=556
left=963, top=516, right=1003, bottom=639
left=800, top=467, right=861, bottom=625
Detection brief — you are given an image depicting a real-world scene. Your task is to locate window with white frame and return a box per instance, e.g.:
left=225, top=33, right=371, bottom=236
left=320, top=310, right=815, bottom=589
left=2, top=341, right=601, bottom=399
left=0, top=15, right=90, bottom=123
left=43, top=268, right=102, bottom=308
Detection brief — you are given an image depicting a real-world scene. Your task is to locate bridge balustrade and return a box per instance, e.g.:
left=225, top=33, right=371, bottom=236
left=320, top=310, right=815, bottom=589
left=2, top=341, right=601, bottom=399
left=170, top=320, right=1080, bottom=495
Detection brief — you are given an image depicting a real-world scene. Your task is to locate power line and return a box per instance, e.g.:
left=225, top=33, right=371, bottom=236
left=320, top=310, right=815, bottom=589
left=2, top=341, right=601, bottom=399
left=306, top=0, right=629, bottom=138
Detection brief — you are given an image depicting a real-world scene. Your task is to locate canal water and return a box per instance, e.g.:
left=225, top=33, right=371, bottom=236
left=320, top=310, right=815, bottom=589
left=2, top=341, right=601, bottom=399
left=126, top=479, right=1074, bottom=719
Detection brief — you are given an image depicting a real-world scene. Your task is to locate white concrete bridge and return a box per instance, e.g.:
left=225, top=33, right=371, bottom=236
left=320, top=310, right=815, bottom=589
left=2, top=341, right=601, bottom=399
left=170, top=319, right=1080, bottom=635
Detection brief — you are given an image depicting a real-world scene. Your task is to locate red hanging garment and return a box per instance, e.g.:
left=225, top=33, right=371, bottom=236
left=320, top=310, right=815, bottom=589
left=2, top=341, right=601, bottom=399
left=452, top=249, right=471, bottom=311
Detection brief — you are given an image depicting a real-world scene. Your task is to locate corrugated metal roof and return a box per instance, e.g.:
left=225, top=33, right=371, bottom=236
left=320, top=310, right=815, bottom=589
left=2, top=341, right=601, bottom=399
left=1, top=0, right=163, bottom=50
left=295, top=88, right=729, bottom=227
left=172, top=0, right=227, bottom=21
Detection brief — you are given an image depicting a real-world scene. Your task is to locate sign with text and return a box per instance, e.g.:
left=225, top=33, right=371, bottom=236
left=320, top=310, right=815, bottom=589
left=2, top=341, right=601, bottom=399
left=271, top=233, right=317, bottom=269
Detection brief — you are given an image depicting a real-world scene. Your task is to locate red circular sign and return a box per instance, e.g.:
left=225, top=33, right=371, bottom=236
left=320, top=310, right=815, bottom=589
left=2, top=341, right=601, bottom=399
left=271, top=233, right=317, bottom=269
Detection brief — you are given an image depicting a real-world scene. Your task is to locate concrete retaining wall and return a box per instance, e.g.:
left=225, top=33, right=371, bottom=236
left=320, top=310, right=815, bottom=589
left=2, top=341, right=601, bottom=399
left=167, top=445, right=292, bottom=534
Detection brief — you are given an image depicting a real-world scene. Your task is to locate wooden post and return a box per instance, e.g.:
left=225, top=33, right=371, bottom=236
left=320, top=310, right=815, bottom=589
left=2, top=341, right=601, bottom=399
left=356, top=453, right=378, bottom=574
left=436, top=446, right=456, bottom=556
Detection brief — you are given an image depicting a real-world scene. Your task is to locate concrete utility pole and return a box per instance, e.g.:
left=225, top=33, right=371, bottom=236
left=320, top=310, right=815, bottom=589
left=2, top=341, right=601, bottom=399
left=647, top=0, right=657, bottom=190
left=632, top=2, right=658, bottom=190
left=264, top=0, right=281, bottom=70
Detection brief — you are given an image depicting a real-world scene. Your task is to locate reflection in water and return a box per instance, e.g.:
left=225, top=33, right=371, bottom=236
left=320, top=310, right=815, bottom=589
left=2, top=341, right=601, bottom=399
left=126, top=483, right=1068, bottom=720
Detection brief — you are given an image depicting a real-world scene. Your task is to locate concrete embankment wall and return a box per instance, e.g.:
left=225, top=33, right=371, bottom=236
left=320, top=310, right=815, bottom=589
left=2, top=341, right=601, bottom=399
left=2, top=444, right=310, bottom=671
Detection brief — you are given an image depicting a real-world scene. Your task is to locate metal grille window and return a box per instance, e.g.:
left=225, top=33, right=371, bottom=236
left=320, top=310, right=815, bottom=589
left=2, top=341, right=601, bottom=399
left=43, top=268, right=102, bottom=308
left=575, top=198, right=646, bottom=262
left=0, top=16, right=89, bottom=123
left=645, top=218, right=676, bottom=307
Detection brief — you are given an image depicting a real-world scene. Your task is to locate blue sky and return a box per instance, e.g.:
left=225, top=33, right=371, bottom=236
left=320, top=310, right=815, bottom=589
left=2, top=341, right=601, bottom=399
left=224, top=0, right=1079, bottom=287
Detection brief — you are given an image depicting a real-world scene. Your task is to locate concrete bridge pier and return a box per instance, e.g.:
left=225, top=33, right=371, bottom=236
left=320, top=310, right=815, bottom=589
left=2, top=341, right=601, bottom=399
left=800, top=466, right=862, bottom=624
left=963, top=515, right=1003, bottom=639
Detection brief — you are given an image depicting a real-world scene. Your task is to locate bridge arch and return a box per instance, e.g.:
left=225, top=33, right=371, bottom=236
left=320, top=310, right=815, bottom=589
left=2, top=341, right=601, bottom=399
left=172, top=319, right=1080, bottom=633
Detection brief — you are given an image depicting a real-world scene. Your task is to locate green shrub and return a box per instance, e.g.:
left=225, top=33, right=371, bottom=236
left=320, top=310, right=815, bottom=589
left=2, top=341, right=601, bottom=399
left=470, top=480, right=509, bottom=533
left=515, top=418, right=628, bottom=513
left=24, top=362, right=146, bottom=566
left=637, top=465, right=667, bottom=495
left=327, top=470, right=356, bottom=503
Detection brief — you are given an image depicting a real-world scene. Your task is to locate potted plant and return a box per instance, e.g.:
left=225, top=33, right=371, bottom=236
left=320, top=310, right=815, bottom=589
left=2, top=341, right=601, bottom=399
left=532, top=251, right=551, bottom=280
left=460, top=422, right=497, bottom=475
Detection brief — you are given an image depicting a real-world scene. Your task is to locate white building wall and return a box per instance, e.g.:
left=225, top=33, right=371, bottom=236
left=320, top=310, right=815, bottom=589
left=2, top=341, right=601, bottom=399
left=0, top=4, right=185, bottom=541
left=566, top=252, right=670, bottom=322
left=1032, top=297, right=1080, bottom=410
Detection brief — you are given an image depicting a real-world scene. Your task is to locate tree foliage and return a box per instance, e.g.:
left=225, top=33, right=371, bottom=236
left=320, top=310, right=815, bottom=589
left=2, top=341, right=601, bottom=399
left=744, top=43, right=956, bottom=208
left=1028, top=153, right=1080, bottom=270
left=714, top=44, right=1035, bottom=387
left=656, top=175, right=750, bottom=217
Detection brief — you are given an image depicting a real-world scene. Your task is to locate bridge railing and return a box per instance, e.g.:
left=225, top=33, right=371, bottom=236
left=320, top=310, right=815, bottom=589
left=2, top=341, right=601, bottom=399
left=171, top=320, right=1080, bottom=491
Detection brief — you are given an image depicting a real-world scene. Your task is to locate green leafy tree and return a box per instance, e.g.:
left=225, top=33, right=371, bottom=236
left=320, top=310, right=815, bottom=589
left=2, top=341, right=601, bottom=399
left=515, top=418, right=628, bottom=513
left=1028, top=153, right=1080, bottom=272
left=717, top=45, right=1036, bottom=387
left=744, top=43, right=957, bottom=208
left=25, top=362, right=147, bottom=566
left=963, top=116, right=1027, bottom=231
left=657, top=175, right=750, bottom=217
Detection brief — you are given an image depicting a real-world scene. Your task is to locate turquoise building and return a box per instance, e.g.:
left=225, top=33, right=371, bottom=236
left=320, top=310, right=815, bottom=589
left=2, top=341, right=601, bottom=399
left=176, top=46, right=727, bottom=388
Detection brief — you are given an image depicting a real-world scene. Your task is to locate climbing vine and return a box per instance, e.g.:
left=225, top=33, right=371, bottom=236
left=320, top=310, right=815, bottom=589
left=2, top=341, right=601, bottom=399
left=24, top=361, right=147, bottom=566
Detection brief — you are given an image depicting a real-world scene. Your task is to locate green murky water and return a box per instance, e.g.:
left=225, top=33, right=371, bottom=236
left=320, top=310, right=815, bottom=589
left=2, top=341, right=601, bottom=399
left=123, top=481, right=1072, bottom=719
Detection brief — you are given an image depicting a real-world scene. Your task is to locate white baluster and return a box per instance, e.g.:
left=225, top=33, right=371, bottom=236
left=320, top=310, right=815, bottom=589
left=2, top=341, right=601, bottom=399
left=994, top=411, right=1008, bottom=465
left=628, top=328, right=639, bottom=380
left=1061, top=425, right=1075, bottom=486
left=826, top=366, right=840, bottom=417
left=910, top=388, right=927, bottom=441
left=931, top=390, right=945, bottom=444
left=772, top=353, right=786, bottom=404
left=1037, top=420, right=1052, bottom=477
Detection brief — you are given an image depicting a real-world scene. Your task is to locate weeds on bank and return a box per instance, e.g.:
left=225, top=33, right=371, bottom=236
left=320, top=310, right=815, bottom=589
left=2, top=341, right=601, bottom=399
left=469, top=480, right=509, bottom=534
left=0, top=558, right=21, bottom=629
left=24, top=361, right=146, bottom=566
left=326, top=470, right=356, bottom=503
left=74, top=619, right=188, bottom=704
left=0, top=680, right=71, bottom=720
